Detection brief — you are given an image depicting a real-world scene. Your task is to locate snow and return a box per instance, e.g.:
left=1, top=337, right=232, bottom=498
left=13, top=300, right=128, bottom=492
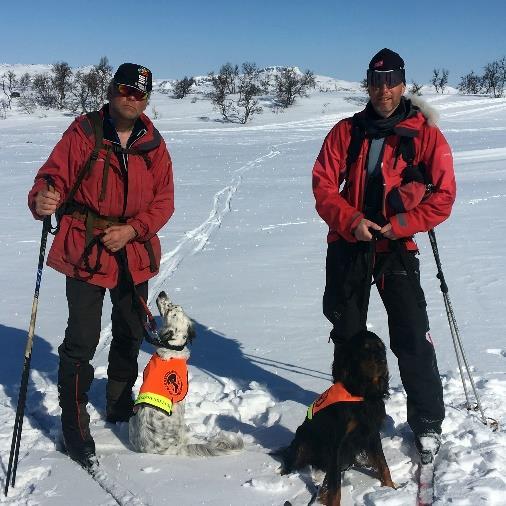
left=1, top=75, right=506, bottom=505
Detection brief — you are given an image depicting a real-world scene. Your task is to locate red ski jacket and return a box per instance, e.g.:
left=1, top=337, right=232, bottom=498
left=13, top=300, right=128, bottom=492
left=28, top=108, right=174, bottom=288
left=312, top=104, right=456, bottom=249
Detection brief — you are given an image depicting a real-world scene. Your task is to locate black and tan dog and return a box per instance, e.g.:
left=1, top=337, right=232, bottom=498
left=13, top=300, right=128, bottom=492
left=278, top=330, right=395, bottom=505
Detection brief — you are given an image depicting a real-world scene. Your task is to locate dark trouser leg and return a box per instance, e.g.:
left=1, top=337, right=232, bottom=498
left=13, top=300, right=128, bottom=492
left=106, top=272, right=148, bottom=422
left=323, top=240, right=373, bottom=362
left=58, top=277, right=105, bottom=465
left=376, top=252, right=444, bottom=436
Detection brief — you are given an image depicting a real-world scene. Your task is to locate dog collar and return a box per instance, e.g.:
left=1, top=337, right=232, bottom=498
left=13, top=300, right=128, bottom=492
left=144, top=330, right=187, bottom=351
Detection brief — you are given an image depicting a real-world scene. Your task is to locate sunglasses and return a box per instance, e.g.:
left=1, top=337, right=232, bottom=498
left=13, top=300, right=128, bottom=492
left=367, top=69, right=405, bottom=89
left=116, top=84, right=149, bottom=101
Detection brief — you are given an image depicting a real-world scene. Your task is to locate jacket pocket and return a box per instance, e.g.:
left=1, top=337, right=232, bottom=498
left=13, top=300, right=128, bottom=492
left=128, top=236, right=161, bottom=273
left=63, top=218, right=111, bottom=275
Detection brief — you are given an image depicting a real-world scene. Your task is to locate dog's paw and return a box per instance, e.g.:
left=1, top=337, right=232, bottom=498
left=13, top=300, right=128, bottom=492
left=381, top=479, right=397, bottom=489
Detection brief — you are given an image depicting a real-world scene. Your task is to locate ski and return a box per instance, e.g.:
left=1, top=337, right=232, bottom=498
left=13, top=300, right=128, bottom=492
left=82, top=459, right=146, bottom=506
left=57, top=437, right=145, bottom=506
left=416, top=461, right=435, bottom=506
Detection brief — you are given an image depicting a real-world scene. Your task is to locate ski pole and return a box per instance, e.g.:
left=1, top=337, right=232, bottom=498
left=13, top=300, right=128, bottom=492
left=4, top=179, right=54, bottom=496
left=428, top=229, right=497, bottom=429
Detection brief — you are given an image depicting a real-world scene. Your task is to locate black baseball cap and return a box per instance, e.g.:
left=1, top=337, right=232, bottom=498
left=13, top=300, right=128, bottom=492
left=113, top=63, right=152, bottom=93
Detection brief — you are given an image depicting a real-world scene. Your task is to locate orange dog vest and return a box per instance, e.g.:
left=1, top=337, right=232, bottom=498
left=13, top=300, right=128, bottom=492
left=307, top=382, right=364, bottom=420
left=134, top=354, right=188, bottom=415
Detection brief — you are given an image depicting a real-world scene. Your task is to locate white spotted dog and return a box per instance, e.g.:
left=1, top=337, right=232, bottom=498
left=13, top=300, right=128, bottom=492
left=128, top=291, right=243, bottom=456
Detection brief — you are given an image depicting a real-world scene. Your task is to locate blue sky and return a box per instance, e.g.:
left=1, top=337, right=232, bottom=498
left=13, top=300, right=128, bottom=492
left=3, top=1, right=505, bottom=85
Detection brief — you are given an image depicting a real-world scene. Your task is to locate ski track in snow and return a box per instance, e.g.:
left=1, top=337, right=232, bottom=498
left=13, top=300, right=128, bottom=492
left=432, top=97, right=506, bottom=111
left=453, top=147, right=506, bottom=162
left=148, top=148, right=281, bottom=300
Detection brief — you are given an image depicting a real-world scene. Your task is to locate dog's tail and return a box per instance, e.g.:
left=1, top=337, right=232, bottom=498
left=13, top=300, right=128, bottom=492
left=181, top=432, right=243, bottom=457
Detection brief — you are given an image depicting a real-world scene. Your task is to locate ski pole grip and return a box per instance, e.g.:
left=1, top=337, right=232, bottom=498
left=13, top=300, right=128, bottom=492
left=44, top=175, right=55, bottom=193
left=42, top=175, right=56, bottom=232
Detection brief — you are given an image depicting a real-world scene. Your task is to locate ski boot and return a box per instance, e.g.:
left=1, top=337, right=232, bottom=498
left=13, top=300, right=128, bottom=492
left=105, top=379, right=135, bottom=423
left=415, top=431, right=441, bottom=465
left=61, top=402, right=97, bottom=471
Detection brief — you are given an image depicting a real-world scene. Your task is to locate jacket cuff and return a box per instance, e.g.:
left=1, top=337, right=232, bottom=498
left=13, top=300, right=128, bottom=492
left=28, top=182, right=46, bottom=220
left=127, top=219, right=148, bottom=241
left=390, top=213, right=410, bottom=238
left=346, top=212, right=364, bottom=240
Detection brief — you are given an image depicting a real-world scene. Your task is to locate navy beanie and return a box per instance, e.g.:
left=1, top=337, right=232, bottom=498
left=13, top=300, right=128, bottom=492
left=369, top=48, right=405, bottom=71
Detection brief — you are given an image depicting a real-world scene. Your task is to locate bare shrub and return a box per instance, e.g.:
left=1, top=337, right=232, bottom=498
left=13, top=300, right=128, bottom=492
left=173, top=76, right=195, bottom=99
left=274, top=68, right=315, bottom=107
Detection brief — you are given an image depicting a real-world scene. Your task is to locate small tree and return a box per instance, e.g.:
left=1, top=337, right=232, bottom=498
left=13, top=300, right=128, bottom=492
left=439, top=69, right=449, bottom=94
left=360, top=78, right=369, bottom=92
left=67, top=57, right=112, bottom=113
left=51, top=61, right=73, bottom=109
left=207, top=71, right=236, bottom=121
left=32, top=73, right=58, bottom=108
left=207, top=62, right=264, bottom=123
left=259, top=75, right=271, bottom=94
left=173, top=76, right=195, bottom=99
left=274, top=68, right=315, bottom=108
left=69, top=69, right=102, bottom=113
left=431, top=68, right=440, bottom=93
left=1, top=71, right=17, bottom=108
left=237, top=62, right=262, bottom=123
left=431, top=68, right=449, bottom=94
left=219, top=62, right=239, bottom=94
left=482, top=59, right=505, bottom=98
left=458, top=71, right=482, bottom=95
left=93, top=56, right=113, bottom=106
left=18, top=73, right=31, bottom=93
left=409, top=81, right=423, bottom=96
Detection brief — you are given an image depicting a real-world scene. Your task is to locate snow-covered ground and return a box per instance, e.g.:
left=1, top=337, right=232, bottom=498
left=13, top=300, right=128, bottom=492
left=1, top=80, right=505, bottom=505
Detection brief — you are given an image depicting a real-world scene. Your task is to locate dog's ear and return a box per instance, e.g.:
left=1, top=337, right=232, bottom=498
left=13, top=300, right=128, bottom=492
left=187, top=321, right=196, bottom=343
left=156, top=291, right=172, bottom=317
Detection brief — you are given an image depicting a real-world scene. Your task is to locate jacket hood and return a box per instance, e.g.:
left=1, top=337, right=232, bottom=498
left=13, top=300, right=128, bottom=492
left=392, top=96, right=440, bottom=137
left=406, top=94, right=439, bottom=126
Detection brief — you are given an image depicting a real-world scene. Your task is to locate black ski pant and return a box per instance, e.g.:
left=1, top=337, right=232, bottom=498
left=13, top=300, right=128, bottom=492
left=323, top=239, right=445, bottom=436
left=58, top=271, right=148, bottom=429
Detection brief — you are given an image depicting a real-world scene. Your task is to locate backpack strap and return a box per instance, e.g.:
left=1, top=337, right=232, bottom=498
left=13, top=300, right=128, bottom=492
left=398, top=135, right=415, bottom=167
left=345, top=116, right=365, bottom=178
left=67, top=111, right=103, bottom=203
left=99, top=145, right=112, bottom=202
left=53, top=111, right=104, bottom=234
left=396, top=133, right=434, bottom=191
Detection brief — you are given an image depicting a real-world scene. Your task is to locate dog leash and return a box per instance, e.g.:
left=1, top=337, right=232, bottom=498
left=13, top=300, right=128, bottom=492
left=115, top=249, right=159, bottom=344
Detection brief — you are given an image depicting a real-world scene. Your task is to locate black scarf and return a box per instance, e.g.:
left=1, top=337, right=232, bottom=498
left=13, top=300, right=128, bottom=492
left=358, top=97, right=416, bottom=139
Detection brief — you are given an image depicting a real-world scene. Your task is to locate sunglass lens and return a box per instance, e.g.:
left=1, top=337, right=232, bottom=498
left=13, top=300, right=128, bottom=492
left=367, top=70, right=404, bottom=88
left=117, top=84, right=148, bottom=100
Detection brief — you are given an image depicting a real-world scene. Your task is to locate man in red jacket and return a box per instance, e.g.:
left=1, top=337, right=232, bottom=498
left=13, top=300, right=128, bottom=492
left=312, top=49, right=456, bottom=465
left=28, top=63, right=174, bottom=469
